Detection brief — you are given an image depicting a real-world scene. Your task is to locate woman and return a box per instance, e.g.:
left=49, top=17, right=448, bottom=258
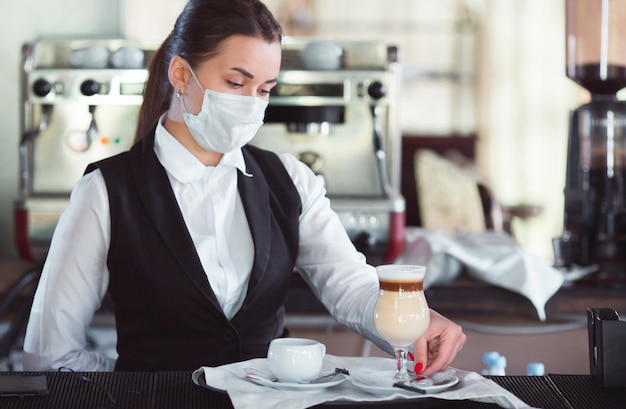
left=23, top=0, right=465, bottom=373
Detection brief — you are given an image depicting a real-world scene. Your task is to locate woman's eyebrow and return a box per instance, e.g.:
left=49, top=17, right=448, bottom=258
left=231, top=67, right=277, bottom=84
left=231, top=67, right=254, bottom=78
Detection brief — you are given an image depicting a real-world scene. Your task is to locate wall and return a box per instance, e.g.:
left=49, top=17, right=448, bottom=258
left=0, top=0, right=123, bottom=258
left=477, top=1, right=580, bottom=260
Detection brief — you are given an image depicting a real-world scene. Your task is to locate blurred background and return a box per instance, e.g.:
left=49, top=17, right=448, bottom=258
left=0, top=0, right=583, bottom=262
left=3, top=0, right=622, bottom=377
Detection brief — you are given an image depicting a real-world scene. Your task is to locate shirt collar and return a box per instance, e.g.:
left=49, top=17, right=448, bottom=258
left=154, top=115, right=251, bottom=183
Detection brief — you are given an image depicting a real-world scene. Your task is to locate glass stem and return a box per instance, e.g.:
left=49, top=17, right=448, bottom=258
left=394, top=348, right=410, bottom=381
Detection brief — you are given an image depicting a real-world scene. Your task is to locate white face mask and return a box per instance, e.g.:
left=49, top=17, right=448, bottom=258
left=181, top=64, right=268, bottom=153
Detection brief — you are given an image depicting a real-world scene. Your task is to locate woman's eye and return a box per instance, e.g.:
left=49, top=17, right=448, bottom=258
left=258, top=89, right=271, bottom=96
left=228, top=81, right=243, bottom=88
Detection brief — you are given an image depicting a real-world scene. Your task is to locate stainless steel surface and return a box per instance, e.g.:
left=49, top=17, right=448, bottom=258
left=253, top=69, right=400, bottom=197
left=21, top=41, right=155, bottom=194
left=17, top=39, right=160, bottom=259
left=16, top=37, right=405, bottom=263
left=331, top=196, right=404, bottom=251
left=27, top=102, right=142, bottom=193
left=252, top=38, right=404, bottom=263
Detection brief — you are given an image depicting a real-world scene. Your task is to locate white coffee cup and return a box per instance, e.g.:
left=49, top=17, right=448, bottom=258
left=300, top=40, right=343, bottom=70
left=111, top=45, right=145, bottom=69
left=267, top=338, right=326, bottom=383
left=69, top=45, right=110, bottom=69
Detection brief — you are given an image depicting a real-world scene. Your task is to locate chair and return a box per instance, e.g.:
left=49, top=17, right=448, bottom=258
left=0, top=265, right=42, bottom=368
left=414, top=149, right=495, bottom=234
left=413, top=148, right=542, bottom=236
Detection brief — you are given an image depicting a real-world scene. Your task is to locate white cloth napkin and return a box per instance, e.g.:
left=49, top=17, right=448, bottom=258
left=396, top=228, right=564, bottom=320
left=192, top=355, right=537, bottom=409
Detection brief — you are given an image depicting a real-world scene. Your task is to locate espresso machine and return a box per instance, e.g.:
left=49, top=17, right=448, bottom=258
left=15, top=39, right=160, bottom=260
left=556, top=0, right=626, bottom=279
left=252, top=38, right=405, bottom=264
left=16, top=37, right=405, bottom=265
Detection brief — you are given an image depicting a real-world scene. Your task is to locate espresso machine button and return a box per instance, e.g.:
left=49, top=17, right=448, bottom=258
left=80, top=79, right=102, bottom=96
left=367, top=81, right=386, bottom=100
left=32, top=78, right=52, bottom=97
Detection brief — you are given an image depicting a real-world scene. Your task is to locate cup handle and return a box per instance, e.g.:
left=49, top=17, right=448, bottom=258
left=319, top=343, right=326, bottom=357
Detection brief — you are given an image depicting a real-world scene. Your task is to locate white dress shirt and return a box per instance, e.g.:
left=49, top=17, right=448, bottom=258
left=23, top=121, right=387, bottom=371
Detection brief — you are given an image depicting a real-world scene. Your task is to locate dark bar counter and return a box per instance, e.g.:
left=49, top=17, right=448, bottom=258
left=286, top=273, right=626, bottom=319
left=0, top=371, right=625, bottom=409
left=423, top=276, right=626, bottom=318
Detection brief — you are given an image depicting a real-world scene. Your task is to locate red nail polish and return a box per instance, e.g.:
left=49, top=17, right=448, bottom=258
left=408, top=352, right=415, bottom=361
left=414, top=362, right=424, bottom=374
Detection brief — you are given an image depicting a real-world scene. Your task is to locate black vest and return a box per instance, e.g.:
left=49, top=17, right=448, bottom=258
left=86, top=135, right=301, bottom=371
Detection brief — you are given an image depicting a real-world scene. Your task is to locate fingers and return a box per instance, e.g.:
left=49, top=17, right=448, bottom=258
left=411, top=310, right=467, bottom=376
left=423, top=329, right=466, bottom=376
left=412, top=336, right=429, bottom=374
left=420, top=312, right=467, bottom=376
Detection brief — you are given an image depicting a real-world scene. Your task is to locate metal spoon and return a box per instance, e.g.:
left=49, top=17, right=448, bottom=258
left=309, top=368, right=349, bottom=384
left=244, top=367, right=348, bottom=384
left=393, top=376, right=459, bottom=394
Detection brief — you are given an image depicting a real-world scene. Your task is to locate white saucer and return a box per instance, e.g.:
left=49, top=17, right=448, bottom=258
left=408, top=375, right=460, bottom=394
left=351, top=370, right=459, bottom=395
left=243, top=368, right=346, bottom=392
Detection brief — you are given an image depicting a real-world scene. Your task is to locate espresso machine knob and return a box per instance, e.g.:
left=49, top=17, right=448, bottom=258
left=367, top=81, right=386, bottom=100
left=80, top=79, right=102, bottom=96
left=32, top=78, right=52, bottom=97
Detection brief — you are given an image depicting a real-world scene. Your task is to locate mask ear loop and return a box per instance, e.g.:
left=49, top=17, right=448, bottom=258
left=178, top=62, right=204, bottom=115
left=186, top=62, right=205, bottom=91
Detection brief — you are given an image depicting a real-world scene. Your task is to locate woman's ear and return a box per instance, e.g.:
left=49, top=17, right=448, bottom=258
left=168, top=55, right=190, bottom=95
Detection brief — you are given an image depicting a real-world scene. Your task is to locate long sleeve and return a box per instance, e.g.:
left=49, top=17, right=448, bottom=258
left=23, top=170, right=115, bottom=371
left=278, top=153, right=392, bottom=355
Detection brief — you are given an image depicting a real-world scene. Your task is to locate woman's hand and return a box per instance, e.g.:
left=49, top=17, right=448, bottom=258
left=412, top=309, right=466, bottom=376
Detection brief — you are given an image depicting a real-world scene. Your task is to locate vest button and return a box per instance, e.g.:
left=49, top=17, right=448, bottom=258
left=223, top=331, right=236, bottom=341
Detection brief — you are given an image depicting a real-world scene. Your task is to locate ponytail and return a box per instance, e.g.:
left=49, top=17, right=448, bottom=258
left=134, top=36, right=174, bottom=142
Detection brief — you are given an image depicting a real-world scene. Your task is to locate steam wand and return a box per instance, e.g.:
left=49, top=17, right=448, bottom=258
left=86, top=105, right=99, bottom=146
left=371, top=104, right=393, bottom=198
left=19, top=104, right=52, bottom=195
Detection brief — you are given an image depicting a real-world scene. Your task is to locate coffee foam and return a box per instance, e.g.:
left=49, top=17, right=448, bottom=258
left=376, top=265, right=426, bottom=281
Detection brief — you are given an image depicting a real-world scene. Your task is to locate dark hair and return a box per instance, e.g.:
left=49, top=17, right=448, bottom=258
left=134, top=0, right=282, bottom=142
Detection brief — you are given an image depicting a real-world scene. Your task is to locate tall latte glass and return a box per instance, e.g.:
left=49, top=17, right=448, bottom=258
left=374, top=264, right=430, bottom=382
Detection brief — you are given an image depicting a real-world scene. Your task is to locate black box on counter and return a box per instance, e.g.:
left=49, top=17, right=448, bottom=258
left=587, top=308, right=626, bottom=388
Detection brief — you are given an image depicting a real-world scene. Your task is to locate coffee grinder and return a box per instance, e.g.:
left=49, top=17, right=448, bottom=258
left=556, top=0, right=626, bottom=278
